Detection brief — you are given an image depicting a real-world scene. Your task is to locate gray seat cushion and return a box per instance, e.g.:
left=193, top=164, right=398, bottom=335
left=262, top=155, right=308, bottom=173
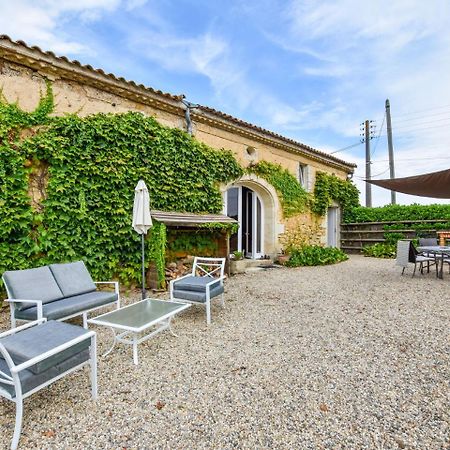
left=0, top=349, right=90, bottom=397
left=0, top=321, right=91, bottom=375
left=3, top=266, right=64, bottom=311
left=15, top=291, right=118, bottom=321
left=173, top=283, right=224, bottom=303
left=49, top=261, right=96, bottom=298
left=173, top=276, right=221, bottom=292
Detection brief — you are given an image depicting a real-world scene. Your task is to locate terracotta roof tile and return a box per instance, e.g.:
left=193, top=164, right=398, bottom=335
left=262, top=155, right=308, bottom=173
left=197, top=105, right=356, bottom=168
left=0, top=34, right=183, bottom=102
left=0, top=34, right=356, bottom=170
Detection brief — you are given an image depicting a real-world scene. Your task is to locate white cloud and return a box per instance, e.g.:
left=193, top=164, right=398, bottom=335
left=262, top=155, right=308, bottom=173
left=0, top=0, right=124, bottom=54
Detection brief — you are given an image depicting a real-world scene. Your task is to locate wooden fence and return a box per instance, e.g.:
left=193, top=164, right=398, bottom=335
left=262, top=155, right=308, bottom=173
left=340, top=219, right=447, bottom=254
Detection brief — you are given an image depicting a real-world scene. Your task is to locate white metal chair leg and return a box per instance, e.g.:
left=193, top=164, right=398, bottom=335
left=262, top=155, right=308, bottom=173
left=11, top=398, right=23, bottom=450
left=82, top=312, right=88, bottom=329
left=220, top=293, right=225, bottom=307
left=90, top=335, right=98, bottom=400
left=206, top=301, right=211, bottom=326
left=10, top=304, right=16, bottom=329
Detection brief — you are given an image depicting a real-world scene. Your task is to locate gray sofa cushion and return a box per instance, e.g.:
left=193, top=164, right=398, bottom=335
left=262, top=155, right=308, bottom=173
left=0, top=349, right=90, bottom=397
left=0, top=321, right=91, bottom=375
left=3, top=266, right=64, bottom=311
left=49, top=261, right=96, bottom=298
left=173, top=283, right=224, bottom=303
left=173, top=276, right=221, bottom=292
left=15, top=291, right=118, bottom=321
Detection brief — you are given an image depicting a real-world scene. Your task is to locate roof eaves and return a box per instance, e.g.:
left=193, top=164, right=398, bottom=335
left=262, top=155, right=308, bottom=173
left=0, top=34, right=184, bottom=105
left=195, top=105, right=356, bottom=170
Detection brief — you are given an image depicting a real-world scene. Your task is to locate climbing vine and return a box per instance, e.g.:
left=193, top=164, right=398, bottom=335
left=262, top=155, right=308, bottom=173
left=147, top=222, right=166, bottom=288
left=311, top=171, right=359, bottom=219
left=249, top=161, right=310, bottom=217
left=0, top=85, right=243, bottom=287
left=1, top=79, right=360, bottom=289
left=166, top=229, right=220, bottom=261
left=198, top=222, right=239, bottom=234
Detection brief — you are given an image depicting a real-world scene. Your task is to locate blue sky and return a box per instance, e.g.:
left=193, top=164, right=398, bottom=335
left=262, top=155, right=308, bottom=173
left=2, top=0, right=450, bottom=206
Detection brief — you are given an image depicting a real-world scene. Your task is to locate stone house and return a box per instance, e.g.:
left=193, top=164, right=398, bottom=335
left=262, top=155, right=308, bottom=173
left=0, top=35, right=356, bottom=260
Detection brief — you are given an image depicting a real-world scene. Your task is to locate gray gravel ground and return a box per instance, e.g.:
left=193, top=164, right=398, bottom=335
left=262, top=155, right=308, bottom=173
left=0, top=255, right=449, bottom=449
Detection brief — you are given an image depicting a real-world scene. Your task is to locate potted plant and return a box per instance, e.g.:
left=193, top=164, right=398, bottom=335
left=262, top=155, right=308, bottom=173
left=276, top=250, right=290, bottom=265
left=230, top=251, right=246, bottom=274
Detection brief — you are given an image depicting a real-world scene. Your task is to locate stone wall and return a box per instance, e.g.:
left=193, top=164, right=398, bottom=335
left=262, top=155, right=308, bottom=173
left=0, top=51, right=354, bottom=254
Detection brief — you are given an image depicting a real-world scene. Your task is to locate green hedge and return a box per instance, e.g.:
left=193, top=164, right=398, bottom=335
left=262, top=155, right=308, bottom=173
left=345, top=203, right=450, bottom=223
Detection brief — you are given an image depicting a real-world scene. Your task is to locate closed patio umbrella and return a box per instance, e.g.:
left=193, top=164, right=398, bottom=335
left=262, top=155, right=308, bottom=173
left=132, top=180, right=153, bottom=299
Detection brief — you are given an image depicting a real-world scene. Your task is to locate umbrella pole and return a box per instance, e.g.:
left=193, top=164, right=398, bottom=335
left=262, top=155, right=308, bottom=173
left=141, top=233, right=146, bottom=300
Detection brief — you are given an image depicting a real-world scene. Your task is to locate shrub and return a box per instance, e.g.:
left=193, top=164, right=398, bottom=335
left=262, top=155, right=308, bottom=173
left=383, top=232, right=405, bottom=245
left=362, top=243, right=396, bottom=259
left=285, top=246, right=348, bottom=267
left=345, top=203, right=450, bottom=223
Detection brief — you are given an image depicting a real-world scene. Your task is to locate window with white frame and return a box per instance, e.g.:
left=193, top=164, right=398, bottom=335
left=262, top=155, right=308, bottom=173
left=298, top=163, right=309, bottom=190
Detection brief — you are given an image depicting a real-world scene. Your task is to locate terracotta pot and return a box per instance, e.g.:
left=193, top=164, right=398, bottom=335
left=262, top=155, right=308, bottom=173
left=277, top=254, right=290, bottom=265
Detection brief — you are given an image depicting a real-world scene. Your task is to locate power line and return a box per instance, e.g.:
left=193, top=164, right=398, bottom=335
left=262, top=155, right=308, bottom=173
left=371, top=112, right=385, bottom=158
left=354, top=166, right=390, bottom=180
left=394, top=111, right=450, bottom=124
left=394, top=116, right=450, bottom=130
left=329, top=141, right=362, bottom=154
left=372, top=156, right=450, bottom=163
left=393, top=103, right=450, bottom=118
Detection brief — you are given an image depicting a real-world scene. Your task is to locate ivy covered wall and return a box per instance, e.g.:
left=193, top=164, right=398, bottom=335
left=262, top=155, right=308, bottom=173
left=0, top=83, right=359, bottom=289
left=0, top=85, right=242, bottom=285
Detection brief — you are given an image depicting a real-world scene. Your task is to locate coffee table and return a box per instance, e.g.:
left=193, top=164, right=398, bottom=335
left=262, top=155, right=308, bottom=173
left=87, top=298, right=190, bottom=365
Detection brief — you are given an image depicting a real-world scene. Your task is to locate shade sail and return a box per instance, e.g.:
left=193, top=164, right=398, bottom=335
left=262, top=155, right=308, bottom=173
left=366, top=168, right=450, bottom=199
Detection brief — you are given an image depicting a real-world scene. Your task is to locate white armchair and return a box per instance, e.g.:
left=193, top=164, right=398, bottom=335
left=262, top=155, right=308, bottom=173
left=169, top=257, right=226, bottom=325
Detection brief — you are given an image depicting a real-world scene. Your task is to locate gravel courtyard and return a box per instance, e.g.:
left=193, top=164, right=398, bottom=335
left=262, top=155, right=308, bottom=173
left=0, top=255, right=448, bottom=449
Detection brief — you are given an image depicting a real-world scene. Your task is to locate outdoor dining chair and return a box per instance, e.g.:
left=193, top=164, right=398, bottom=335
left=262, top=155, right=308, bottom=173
left=0, top=319, right=97, bottom=450
left=396, top=240, right=436, bottom=277
left=169, top=257, right=226, bottom=325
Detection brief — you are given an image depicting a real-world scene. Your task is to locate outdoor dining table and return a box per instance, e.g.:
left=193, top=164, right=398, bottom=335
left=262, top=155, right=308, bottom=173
left=417, top=246, right=450, bottom=279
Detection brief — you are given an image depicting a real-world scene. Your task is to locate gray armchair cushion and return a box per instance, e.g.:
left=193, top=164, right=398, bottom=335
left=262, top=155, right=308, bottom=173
left=49, top=261, right=96, bottom=298
left=418, top=238, right=438, bottom=246
left=15, top=291, right=118, bottom=321
left=173, top=275, right=221, bottom=292
left=0, top=321, right=91, bottom=375
left=0, top=349, right=90, bottom=397
left=3, top=267, right=64, bottom=311
left=173, top=283, right=224, bottom=303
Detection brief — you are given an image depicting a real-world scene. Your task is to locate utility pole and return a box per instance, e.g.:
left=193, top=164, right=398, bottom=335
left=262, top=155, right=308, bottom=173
left=385, top=99, right=396, bottom=204
left=364, top=120, right=372, bottom=207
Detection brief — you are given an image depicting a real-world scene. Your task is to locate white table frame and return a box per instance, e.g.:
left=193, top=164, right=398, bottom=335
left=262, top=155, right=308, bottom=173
left=87, top=298, right=190, bottom=365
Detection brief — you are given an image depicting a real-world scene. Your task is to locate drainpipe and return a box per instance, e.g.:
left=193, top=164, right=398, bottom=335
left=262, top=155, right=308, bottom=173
left=181, top=98, right=199, bottom=135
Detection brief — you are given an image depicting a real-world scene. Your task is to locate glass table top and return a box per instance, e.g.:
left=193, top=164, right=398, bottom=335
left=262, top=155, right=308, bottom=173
left=88, top=298, right=189, bottom=331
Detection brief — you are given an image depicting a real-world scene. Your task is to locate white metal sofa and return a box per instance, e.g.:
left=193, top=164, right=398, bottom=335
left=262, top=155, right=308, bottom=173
left=2, top=261, right=120, bottom=328
left=169, top=257, right=226, bottom=325
left=0, top=319, right=97, bottom=450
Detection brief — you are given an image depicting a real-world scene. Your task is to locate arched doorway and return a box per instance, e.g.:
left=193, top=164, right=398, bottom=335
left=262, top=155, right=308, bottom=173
left=225, top=186, right=264, bottom=258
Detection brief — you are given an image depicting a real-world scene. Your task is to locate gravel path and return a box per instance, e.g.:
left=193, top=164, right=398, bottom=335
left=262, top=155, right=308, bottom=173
left=0, top=255, right=449, bottom=449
